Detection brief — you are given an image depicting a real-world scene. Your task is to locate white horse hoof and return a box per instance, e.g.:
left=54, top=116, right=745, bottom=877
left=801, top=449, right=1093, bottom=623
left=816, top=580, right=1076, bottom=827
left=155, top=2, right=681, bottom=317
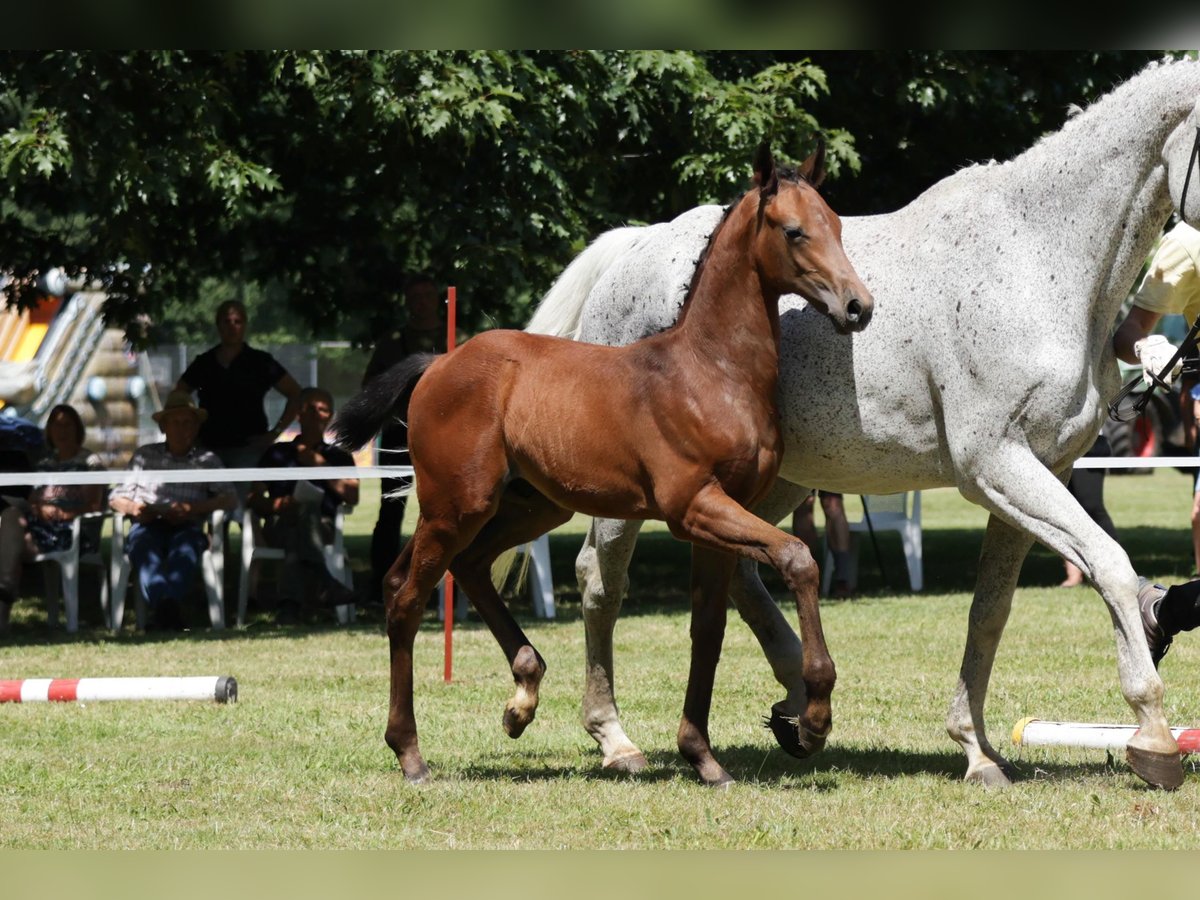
left=965, top=763, right=1012, bottom=788
left=603, top=751, right=649, bottom=774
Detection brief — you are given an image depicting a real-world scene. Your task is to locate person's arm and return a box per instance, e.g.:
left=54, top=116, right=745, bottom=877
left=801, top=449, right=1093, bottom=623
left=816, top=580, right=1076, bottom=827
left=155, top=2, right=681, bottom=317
left=330, top=476, right=359, bottom=507
left=267, top=373, right=303, bottom=439
left=173, top=376, right=194, bottom=394
left=248, top=480, right=292, bottom=516
left=1113, top=305, right=1163, bottom=365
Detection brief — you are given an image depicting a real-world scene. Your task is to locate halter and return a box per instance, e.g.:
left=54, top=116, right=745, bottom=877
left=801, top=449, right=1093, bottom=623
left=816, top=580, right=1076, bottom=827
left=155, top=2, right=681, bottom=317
left=1108, top=126, right=1200, bottom=423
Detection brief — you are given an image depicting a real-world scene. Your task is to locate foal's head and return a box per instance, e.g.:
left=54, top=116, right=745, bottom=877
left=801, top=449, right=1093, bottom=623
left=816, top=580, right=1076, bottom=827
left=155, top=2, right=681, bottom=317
left=750, top=142, right=873, bottom=334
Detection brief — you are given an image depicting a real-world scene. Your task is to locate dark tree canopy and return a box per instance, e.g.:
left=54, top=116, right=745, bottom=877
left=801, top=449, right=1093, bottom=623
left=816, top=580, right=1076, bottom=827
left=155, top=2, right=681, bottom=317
left=0, top=51, right=1167, bottom=344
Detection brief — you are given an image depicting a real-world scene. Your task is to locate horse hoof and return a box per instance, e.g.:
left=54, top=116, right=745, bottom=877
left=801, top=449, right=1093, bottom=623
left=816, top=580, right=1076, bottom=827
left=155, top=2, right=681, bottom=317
left=603, top=751, right=649, bottom=774
left=764, top=701, right=828, bottom=759
left=401, top=761, right=431, bottom=785
left=704, top=771, right=736, bottom=789
left=503, top=704, right=535, bottom=739
left=965, top=763, right=1012, bottom=789
left=1126, top=746, right=1184, bottom=791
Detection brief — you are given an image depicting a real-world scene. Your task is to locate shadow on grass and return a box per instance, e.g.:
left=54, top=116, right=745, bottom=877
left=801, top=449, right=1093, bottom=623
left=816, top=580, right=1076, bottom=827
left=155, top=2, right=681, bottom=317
left=444, top=741, right=1125, bottom=788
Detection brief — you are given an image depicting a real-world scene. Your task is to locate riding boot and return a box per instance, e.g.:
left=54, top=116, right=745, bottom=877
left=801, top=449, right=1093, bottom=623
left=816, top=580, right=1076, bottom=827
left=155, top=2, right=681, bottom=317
left=1158, top=579, right=1200, bottom=636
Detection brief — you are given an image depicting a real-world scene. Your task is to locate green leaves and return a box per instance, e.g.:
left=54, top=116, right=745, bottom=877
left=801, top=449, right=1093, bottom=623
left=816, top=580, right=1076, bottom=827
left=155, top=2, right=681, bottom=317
left=0, top=108, right=72, bottom=179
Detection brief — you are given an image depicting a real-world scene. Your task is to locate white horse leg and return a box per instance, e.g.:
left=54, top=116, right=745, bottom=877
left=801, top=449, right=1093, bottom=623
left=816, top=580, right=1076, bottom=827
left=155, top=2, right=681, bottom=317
left=946, top=513, right=1034, bottom=787
left=577, top=516, right=647, bottom=772
left=960, top=448, right=1182, bottom=790
left=731, top=480, right=813, bottom=755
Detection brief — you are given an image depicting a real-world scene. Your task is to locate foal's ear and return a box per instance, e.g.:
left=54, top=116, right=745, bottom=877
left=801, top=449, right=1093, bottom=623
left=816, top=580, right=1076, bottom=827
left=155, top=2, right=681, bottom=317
left=753, top=141, right=779, bottom=196
left=799, top=137, right=827, bottom=189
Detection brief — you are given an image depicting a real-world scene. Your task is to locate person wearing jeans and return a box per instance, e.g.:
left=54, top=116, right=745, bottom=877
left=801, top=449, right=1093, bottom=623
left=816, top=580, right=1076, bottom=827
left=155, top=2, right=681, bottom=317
left=109, top=391, right=236, bottom=632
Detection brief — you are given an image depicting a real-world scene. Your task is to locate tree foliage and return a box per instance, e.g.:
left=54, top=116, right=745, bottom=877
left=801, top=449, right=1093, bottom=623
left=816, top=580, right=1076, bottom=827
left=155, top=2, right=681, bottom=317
left=0, top=51, right=850, bottom=343
left=0, top=51, right=1168, bottom=345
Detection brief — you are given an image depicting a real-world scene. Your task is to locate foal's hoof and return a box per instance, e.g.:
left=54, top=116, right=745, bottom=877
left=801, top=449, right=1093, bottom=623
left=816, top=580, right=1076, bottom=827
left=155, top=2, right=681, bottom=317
left=503, top=704, right=535, bottom=739
left=764, top=701, right=828, bottom=759
left=400, top=759, right=431, bottom=785
left=1126, top=746, right=1184, bottom=791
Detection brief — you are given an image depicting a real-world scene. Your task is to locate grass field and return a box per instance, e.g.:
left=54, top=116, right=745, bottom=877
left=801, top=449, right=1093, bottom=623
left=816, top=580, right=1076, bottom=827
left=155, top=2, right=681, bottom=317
left=1, top=469, right=1199, bottom=848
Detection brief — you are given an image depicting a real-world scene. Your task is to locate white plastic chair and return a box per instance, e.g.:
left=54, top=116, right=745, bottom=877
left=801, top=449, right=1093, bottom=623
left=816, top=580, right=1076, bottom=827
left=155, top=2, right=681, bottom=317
left=822, top=492, right=923, bottom=594
left=109, top=509, right=227, bottom=632
left=29, top=510, right=110, bottom=633
left=237, top=504, right=355, bottom=627
left=437, top=533, right=556, bottom=621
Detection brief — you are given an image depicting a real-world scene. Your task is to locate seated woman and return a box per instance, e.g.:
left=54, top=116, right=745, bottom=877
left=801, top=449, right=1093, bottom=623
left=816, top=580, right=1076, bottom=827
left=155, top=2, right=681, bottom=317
left=0, top=404, right=106, bottom=633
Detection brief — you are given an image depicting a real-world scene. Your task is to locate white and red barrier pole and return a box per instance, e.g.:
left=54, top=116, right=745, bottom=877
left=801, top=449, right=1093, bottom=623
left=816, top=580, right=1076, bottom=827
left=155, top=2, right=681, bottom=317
left=1013, top=717, right=1200, bottom=754
left=444, top=285, right=457, bottom=684
left=0, top=676, right=237, bottom=704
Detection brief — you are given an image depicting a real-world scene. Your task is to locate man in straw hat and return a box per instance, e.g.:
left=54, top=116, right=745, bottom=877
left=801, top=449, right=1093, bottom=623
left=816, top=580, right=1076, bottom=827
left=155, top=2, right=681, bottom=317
left=109, top=390, right=236, bottom=632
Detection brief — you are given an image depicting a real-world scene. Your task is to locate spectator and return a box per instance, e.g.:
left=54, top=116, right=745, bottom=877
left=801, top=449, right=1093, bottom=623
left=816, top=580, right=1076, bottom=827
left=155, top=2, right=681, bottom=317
left=792, top=489, right=852, bottom=598
left=174, top=299, right=303, bottom=470
left=109, top=391, right=236, bottom=632
left=248, top=386, right=358, bottom=624
left=1059, top=435, right=1119, bottom=587
left=362, top=273, right=444, bottom=606
left=0, top=407, right=103, bottom=632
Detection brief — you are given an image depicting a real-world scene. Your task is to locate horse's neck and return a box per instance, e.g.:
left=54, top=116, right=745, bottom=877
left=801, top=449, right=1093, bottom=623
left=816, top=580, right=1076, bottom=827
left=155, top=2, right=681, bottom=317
left=998, top=60, right=1200, bottom=327
left=669, top=203, right=781, bottom=383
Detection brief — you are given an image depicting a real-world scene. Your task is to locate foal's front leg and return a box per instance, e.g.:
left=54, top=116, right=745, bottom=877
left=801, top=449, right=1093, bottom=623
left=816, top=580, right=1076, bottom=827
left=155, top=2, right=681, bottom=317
left=674, top=485, right=835, bottom=768
left=678, top=545, right=735, bottom=786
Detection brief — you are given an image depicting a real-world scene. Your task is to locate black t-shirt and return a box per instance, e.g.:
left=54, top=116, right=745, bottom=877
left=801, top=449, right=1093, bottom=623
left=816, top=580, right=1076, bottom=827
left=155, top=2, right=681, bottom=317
left=182, top=344, right=288, bottom=449
left=257, top=439, right=354, bottom=519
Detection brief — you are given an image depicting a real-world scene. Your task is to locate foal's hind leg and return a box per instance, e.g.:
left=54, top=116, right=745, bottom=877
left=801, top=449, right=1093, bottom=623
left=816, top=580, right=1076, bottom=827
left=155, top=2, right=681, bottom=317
left=450, top=484, right=572, bottom=740
left=383, top=520, right=461, bottom=783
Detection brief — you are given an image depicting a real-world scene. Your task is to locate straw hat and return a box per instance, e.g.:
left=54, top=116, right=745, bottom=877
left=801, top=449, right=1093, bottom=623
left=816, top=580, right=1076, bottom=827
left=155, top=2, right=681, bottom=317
left=151, top=390, right=208, bottom=425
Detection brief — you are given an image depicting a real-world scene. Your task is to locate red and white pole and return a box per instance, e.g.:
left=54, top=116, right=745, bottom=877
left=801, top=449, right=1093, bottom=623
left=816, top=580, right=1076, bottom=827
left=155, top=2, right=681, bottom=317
left=1012, top=717, right=1200, bottom=754
left=0, top=676, right=237, bottom=703
left=444, top=286, right=457, bottom=684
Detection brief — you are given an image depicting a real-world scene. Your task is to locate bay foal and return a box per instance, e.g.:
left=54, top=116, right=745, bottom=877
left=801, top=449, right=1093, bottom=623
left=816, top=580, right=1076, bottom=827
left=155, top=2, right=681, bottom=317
left=336, top=144, right=872, bottom=785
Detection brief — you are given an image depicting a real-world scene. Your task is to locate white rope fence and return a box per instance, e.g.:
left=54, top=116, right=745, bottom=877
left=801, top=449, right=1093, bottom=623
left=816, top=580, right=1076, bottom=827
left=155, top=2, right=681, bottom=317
left=0, top=459, right=1191, bottom=487
left=1073, top=456, right=1200, bottom=469
left=0, top=465, right=414, bottom=488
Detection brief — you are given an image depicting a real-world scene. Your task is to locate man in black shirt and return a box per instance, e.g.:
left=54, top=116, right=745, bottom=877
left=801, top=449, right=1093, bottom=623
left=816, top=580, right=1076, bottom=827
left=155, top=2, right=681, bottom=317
left=175, top=300, right=303, bottom=470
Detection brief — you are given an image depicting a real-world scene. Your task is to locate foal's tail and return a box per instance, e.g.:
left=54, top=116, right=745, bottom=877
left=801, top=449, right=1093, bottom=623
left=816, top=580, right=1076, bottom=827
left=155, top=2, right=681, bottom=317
left=332, top=353, right=437, bottom=451
left=525, top=225, right=646, bottom=340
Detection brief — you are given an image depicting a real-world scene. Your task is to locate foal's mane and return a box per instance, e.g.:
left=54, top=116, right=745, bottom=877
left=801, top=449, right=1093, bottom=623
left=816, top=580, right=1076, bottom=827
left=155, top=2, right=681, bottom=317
left=674, top=165, right=806, bottom=321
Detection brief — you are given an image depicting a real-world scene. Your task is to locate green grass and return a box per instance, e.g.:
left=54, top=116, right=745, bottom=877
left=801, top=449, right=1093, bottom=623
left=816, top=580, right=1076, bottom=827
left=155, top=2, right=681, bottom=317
left=1, top=470, right=1199, bottom=848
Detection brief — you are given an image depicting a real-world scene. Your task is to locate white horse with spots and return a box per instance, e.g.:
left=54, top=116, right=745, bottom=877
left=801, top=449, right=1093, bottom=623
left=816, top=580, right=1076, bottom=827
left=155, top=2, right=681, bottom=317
left=526, top=58, right=1200, bottom=789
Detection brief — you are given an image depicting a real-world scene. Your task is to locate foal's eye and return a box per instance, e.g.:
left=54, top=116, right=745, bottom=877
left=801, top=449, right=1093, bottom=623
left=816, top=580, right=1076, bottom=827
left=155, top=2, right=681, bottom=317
left=784, top=226, right=807, bottom=242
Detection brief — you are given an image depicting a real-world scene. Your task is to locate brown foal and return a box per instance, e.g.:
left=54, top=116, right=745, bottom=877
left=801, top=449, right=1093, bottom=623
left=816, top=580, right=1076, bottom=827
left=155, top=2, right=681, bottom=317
left=336, top=143, right=873, bottom=785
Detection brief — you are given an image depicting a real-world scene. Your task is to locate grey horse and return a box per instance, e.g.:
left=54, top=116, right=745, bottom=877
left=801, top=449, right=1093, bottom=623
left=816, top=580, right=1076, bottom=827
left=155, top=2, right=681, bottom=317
left=526, top=57, right=1200, bottom=790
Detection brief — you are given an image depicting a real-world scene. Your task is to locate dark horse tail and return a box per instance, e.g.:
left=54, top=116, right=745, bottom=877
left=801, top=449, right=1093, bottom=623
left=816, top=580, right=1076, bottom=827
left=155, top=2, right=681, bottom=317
left=332, top=353, right=438, bottom=451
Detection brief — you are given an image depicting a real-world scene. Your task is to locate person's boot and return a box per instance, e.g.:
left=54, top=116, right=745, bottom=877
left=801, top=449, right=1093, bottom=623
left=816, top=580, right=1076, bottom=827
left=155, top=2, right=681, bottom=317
left=1137, top=578, right=1172, bottom=668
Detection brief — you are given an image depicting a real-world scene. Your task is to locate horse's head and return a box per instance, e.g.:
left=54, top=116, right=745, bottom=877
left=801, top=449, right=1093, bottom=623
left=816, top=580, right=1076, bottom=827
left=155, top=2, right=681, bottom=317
left=751, top=141, right=873, bottom=334
left=1165, top=97, right=1200, bottom=227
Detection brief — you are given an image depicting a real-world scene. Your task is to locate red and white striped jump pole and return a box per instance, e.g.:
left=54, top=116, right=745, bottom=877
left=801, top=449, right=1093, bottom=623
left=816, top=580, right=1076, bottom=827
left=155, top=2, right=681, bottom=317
left=1012, top=717, right=1200, bottom=754
left=444, top=285, right=457, bottom=684
left=0, top=676, right=237, bottom=704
